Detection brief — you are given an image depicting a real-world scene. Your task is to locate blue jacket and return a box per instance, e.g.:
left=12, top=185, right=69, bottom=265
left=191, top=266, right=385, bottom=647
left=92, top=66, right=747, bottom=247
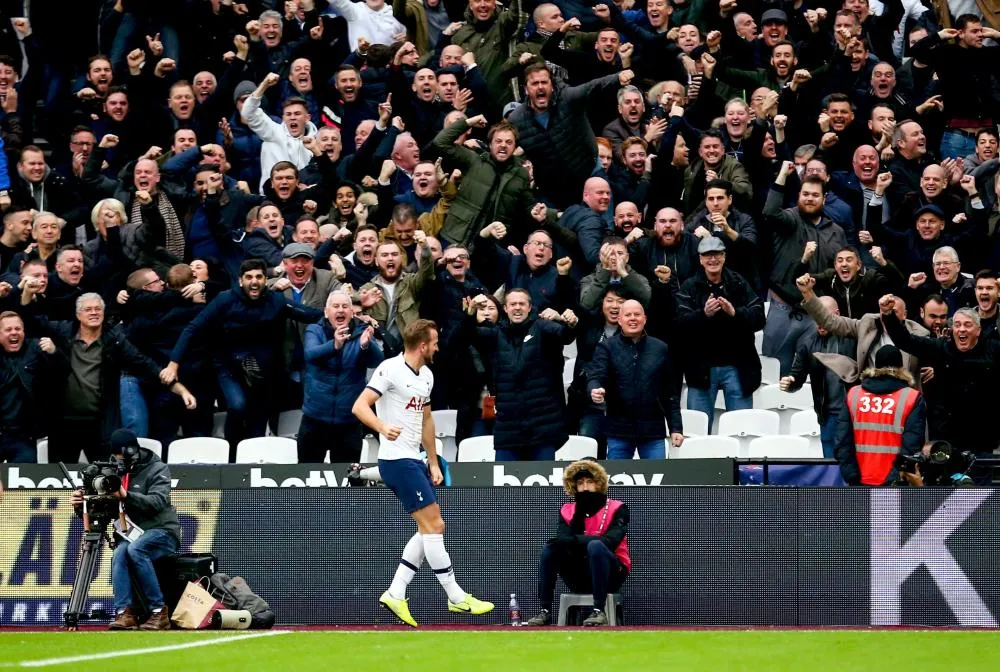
left=302, top=319, right=384, bottom=424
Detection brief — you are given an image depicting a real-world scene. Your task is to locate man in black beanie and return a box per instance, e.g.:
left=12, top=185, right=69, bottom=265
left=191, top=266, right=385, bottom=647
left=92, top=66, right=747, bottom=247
left=525, top=460, right=631, bottom=627
left=70, top=429, right=181, bottom=631
left=834, top=345, right=927, bottom=486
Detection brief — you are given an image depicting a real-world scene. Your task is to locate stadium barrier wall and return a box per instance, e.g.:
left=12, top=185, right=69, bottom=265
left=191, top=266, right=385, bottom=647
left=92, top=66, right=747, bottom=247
left=2, top=487, right=999, bottom=627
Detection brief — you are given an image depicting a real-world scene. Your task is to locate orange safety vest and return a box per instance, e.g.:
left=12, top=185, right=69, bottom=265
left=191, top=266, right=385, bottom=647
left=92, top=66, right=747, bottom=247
left=846, top=384, right=920, bottom=485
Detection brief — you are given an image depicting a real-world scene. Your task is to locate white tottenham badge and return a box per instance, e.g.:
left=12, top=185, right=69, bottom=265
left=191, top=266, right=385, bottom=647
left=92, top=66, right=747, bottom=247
left=870, top=489, right=997, bottom=627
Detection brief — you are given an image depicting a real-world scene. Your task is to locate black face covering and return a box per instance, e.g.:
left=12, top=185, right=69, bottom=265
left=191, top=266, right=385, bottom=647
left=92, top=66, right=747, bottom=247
left=575, top=490, right=607, bottom=515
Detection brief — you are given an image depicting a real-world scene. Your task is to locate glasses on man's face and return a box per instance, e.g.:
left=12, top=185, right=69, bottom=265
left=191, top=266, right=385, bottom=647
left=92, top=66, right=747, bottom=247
left=144, top=278, right=165, bottom=289
left=445, top=254, right=469, bottom=263
left=71, top=140, right=95, bottom=148
left=933, top=261, right=957, bottom=268
left=527, top=240, right=552, bottom=249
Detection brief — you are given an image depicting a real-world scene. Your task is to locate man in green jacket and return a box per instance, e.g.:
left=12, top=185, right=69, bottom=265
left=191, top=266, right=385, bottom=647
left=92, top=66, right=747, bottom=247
left=360, top=235, right=436, bottom=356
left=451, top=0, right=527, bottom=107
left=431, top=114, right=538, bottom=246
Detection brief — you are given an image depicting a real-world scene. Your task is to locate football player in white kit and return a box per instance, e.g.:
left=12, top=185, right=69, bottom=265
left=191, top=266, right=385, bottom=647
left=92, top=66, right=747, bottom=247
left=353, top=319, right=495, bottom=627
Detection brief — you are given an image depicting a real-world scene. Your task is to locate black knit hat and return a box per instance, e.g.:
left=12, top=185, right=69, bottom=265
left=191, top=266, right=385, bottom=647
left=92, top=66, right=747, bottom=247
left=874, top=345, right=903, bottom=369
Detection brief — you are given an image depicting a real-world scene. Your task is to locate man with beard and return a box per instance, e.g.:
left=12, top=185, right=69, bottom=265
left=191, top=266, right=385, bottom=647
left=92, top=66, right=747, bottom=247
left=713, top=37, right=799, bottom=92
left=685, top=179, right=757, bottom=287
left=243, top=202, right=293, bottom=269
left=628, top=207, right=699, bottom=290
left=360, top=240, right=435, bottom=357
left=974, top=270, right=1000, bottom=340
left=322, top=66, right=377, bottom=156
left=71, top=56, right=115, bottom=124
left=906, top=246, right=974, bottom=316
left=192, top=72, right=217, bottom=105
left=163, top=259, right=323, bottom=458
left=431, top=115, right=538, bottom=247
left=609, top=138, right=650, bottom=211
left=918, top=294, right=950, bottom=339
left=510, top=64, right=636, bottom=210
left=541, top=24, right=624, bottom=90
left=612, top=202, right=641, bottom=238
left=300, top=290, right=383, bottom=463
left=243, top=73, right=319, bottom=191
left=343, top=225, right=380, bottom=286
left=0, top=311, right=63, bottom=462
left=683, top=131, right=752, bottom=214
left=89, top=87, right=140, bottom=176
left=762, top=161, right=847, bottom=375
left=525, top=460, right=630, bottom=628
left=809, top=246, right=902, bottom=318
left=602, top=86, right=647, bottom=159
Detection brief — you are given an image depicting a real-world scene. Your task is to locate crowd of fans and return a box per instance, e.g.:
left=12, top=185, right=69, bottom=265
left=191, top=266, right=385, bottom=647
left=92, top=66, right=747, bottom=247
left=0, top=0, right=998, bottom=471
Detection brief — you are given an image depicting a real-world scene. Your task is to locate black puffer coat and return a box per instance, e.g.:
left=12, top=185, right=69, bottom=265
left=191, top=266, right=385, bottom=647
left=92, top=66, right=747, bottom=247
left=477, top=316, right=574, bottom=453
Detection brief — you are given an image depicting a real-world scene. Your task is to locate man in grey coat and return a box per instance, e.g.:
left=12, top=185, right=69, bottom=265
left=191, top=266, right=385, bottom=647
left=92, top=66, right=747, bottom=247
left=580, top=237, right=651, bottom=311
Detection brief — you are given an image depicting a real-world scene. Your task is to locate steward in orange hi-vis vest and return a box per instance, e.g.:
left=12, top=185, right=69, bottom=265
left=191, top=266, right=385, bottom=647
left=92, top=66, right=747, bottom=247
left=834, top=345, right=927, bottom=486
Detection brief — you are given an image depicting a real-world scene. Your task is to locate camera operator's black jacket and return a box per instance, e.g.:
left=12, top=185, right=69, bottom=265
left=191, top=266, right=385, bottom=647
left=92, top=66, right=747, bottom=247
left=123, top=447, right=182, bottom=543
left=73, top=447, right=181, bottom=543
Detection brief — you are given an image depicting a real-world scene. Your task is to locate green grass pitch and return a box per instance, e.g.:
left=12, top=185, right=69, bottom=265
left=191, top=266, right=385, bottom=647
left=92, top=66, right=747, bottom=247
left=3, top=630, right=1000, bottom=670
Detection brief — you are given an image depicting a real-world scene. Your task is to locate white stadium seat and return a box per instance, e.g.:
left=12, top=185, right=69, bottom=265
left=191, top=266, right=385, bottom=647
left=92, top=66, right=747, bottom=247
left=235, top=437, right=298, bottom=464
left=458, top=436, right=496, bottom=462
left=273, top=409, right=303, bottom=438
left=754, top=384, right=814, bottom=433
left=433, top=409, right=459, bottom=462
left=754, top=330, right=763, bottom=355
left=717, top=409, right=780, bottom=438
left=748, top=435, right=823, bottom=459
left=759, top=356, right=781, bottom=385
left=669, top=436, right=740, bottom=459
left=563, top=358, right=576, bottom=387
left=168, top=437, right=230, bottom=464
left=556, top=435, right=598, bottom=460
left=680, top=409, right=710, bottom=437
left=790, top=409, right=824, bottom=456
left=563, top=340, right=578, bottom=360
left=137, top=437, right=162, bottom=457
left=36, top=438, right=48, bottom=463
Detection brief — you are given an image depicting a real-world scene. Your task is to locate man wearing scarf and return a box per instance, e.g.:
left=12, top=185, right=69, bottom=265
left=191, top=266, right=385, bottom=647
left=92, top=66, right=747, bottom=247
left=526, top=459, right=631, bottom=627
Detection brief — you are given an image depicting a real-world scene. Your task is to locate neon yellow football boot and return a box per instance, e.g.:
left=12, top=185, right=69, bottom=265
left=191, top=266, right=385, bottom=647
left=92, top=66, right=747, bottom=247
left=379, top=590, right=418, bottom=627
left=448, top=593, right=495, bottom=615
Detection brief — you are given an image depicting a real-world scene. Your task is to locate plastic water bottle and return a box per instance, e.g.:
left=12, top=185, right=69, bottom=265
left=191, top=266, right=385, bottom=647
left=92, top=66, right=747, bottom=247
left=509, top=593, right=522, bottom=627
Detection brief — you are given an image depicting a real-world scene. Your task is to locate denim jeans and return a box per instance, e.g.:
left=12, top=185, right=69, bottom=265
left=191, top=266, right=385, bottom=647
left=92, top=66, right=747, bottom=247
left=686, top=365, right=753, bottom=433
left=110, top=16, right=181, bottom=74
left=820, top=413, right=839, bottom=459
left=111, top=527, right=179, bottom=613
left=607, top=437, right=665, bottom=460
left=495, top=445, right=557, bottom=461
left=217, top=368, right=270, bottom=459
left=0, top=438, right=36, bottom=462
left=119, top=374, right=150, bottom=438
left=939, top=130, right=977, bottom=161
left=578, top=412, right=607, bottom=460
left=537, top=539, right=628, bottom=612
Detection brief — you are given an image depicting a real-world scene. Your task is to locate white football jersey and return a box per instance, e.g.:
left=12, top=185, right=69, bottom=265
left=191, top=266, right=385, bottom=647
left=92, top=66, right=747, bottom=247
left=366, top=354, right=434, bottom=461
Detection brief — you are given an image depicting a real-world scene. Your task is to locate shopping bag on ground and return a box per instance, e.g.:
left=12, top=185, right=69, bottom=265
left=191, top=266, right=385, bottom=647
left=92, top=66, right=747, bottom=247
left=172, top=577, right=224, bottom=629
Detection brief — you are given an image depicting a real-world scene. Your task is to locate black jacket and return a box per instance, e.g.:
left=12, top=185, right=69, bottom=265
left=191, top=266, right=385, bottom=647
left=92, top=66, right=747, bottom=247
left=628, top=232, right=700, bottom=293
left=587, top=331, right=683, bottom=441
left=787, top=327, right=857, bottom=422
left=674, top=268, right=766, bottom=397
left=883, top=311, right=1000, bottom=454
left=477, top=316, right=574, bottom=453
left=0, top=338, right=68, bottom=439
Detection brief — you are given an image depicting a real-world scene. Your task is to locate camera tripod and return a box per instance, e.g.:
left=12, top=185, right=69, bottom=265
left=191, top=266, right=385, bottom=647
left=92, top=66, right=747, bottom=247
left=58, top=462, right=125, bottom=631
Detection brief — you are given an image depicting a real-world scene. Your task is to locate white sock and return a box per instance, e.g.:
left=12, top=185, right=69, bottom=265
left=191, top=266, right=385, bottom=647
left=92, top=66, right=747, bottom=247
left=422, top=533, right=466, bottom=603
left=388, top=533, right=424, bottom=600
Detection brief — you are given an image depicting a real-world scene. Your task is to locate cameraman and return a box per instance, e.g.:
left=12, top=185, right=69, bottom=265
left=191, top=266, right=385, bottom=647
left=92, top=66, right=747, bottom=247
left=70, top=430, right=181, bottom=631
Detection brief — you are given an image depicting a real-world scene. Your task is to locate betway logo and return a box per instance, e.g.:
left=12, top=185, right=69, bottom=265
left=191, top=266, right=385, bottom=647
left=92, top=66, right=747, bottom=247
left=5, top=467, right=180, bottom=489
left=493, top=465, right=664, bottom=487
left=250, top=468, right=351, bottom=487
left=871, top=489, right=997, bottom=627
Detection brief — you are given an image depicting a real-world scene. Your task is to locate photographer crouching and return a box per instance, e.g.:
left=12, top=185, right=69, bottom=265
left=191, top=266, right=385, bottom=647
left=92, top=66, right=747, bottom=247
left=70, top=430, right=181, bottom=630
left=526, top=460, right=630, bottom=627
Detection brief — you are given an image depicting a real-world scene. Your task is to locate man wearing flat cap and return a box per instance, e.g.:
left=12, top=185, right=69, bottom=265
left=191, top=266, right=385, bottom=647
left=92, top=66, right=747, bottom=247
left=526, top=460, right=631, bottom=627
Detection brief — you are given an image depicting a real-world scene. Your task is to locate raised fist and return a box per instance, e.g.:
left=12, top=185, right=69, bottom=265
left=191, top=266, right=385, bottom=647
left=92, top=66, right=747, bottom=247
left=99, top=134, right=120, bottom=149
left=556, top=257, right=572, bottom=275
